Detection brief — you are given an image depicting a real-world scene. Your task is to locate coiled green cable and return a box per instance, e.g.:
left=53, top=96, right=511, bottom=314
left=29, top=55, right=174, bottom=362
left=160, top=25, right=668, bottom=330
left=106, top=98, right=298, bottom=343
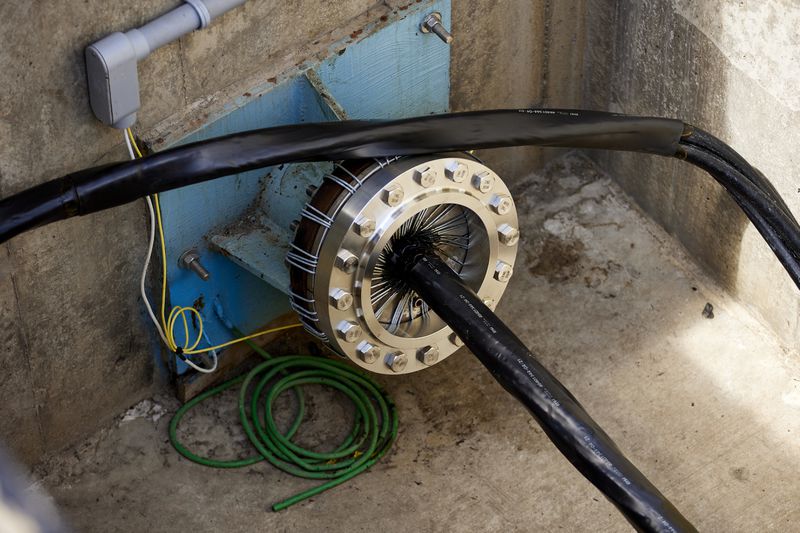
left=168, top=338, right=398, bottom=511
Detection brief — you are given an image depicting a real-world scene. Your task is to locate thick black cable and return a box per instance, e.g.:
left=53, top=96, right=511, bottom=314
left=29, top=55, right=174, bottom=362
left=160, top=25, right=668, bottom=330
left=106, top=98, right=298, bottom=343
left=678, top=144, right=800, bottom=289
left=727, top=188, right=800, bottom=290
left=388, top=247, right=696, bottom=533
left=681, top=126, right=797, bottom=224
left=676, top=127, right=800, bottom=286
left=678, top=144, right=800, bottom=257
left=0, top=109, right=684, bottom=244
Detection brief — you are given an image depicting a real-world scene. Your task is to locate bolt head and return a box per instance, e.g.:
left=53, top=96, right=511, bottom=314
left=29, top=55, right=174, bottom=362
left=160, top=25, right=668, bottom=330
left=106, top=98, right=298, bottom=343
left=444, top=160, right=469, bottom=183
left=329, top=288, right=353, bottom=311
left=356, top=341, right=380, bottom=364
left=336, top=321, right=362, bottom=343
left=335, top=250, right=359, bottom=273
left=382, top=184, right=405, bottom=207
left=353, top=216, right=376, bottom=238
left=494, top=260, right=513, bottom=282
left=449, top=332, right=464, bottom=347
left=414, top=167, right=437, bottom=187
left=497, top=223, right=520, bottom=246
left=179, top=250, right=200, bottom=269
left=489, top=194, right=513, bottom=215
left=472, top=171, right=494, bottom=193
left=421, top=12, right=443, bottom=32
left=417, top=345, right=439, bottom=365
left=385, top=351, right=408, bottom=373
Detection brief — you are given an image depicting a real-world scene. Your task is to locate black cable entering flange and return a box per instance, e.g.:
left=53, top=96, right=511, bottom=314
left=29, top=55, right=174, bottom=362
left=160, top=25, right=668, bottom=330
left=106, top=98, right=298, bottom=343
left=388, top=246, right=697, bottom=533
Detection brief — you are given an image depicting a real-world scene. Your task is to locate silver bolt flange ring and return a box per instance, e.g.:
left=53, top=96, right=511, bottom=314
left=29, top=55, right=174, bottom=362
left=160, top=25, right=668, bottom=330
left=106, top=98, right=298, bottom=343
left=288, top=154, right=519, bottom=374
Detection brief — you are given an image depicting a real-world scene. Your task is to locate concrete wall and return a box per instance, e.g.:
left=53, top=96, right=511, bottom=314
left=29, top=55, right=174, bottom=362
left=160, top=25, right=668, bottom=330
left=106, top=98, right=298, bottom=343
left=0, top=1, right=587, bottom=464
left=584, top=0, right=800, bottom=344
left=450, top=0, right=587, bottom=177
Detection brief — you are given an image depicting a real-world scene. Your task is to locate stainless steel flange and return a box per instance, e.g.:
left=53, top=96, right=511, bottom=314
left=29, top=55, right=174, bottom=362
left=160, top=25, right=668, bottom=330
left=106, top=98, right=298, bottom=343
left=288, top=154, right=519, bottom=374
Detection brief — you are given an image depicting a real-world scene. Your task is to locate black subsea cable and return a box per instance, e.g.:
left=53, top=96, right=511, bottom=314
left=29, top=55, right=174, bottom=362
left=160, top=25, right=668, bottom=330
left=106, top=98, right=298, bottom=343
left=387, top=246, right=697, bottom=533
left=725, top=188, right=800, bottom=289
left=675, top=127, right=800, bottom=285
left=678, top=143, right=800, bottom=251
left=678, top=144, right=800, bottom=288
left=680, top=126, right=796, bottom=224
left=0, top=109, right=685, bottom=244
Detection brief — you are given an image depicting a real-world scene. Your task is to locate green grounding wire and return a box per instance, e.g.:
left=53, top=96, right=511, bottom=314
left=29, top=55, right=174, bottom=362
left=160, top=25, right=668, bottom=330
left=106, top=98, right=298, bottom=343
left=168, top=335, right=398, bottom=511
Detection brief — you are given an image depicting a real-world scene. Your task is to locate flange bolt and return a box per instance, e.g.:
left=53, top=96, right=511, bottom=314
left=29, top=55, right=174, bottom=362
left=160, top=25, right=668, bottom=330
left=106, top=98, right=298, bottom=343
left=414, top=167, right=437, bottom=187
left=494, top=261, right=513, bottom=283
left=354, top=216, right=376, bottom=238
left=382, top=184, right=405, bottom=207
left=329, top=288, right=354, bottom=311
left=335, top=250, right=359, bottom=273
left=444, top=160, right=469, bottom=183
left=472, top=171, right=494, bottom=193
left=497, top=224, right=520, bottom=246
left=489, top=194, right=513, bottom=215
left=357, top=341, right=381, bottom=364
left=418, top=345, right=440, bottom=365
left=385, top=351, right=408, bottom=372
left=336, top=321, right=362, bottom=343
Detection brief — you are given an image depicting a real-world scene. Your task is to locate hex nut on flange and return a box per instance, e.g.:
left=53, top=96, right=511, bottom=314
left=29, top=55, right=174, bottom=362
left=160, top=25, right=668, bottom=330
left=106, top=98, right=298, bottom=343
left=356, top=341, right=381, bottom=364
left=494, top=261, right=513, bottom=282
left=385, top=351, right=408, bottom=373
left=449, top=332, right=464, bottom=347
left=414, top=167, right=437, bottom=187
left=336, top=321, right=362, bottom=343
left=497, top=223, right=520, bottom=246
left=444, top=160, right=469, bottom=182
left=329, top=288, right=353, bottom=311
left=353, top=216, right=376, bottom=238
left=335, top=250, right=359, bottom=273
left=472, top=171, right=494, bottom=193
left=489, top=194, right=513, bottom=215
left=382, top=184, right=404, bottom=207
left=417, top=345, right=439, bottom=365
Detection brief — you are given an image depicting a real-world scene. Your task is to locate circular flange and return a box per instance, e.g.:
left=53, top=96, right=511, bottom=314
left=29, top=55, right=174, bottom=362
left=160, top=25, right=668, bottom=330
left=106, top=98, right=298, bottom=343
left=288, top=154, right=519, bottom=374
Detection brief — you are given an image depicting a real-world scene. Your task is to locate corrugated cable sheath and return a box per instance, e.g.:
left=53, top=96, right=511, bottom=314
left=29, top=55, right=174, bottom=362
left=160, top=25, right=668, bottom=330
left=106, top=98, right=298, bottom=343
left=0, top=109, right=684, bottom=244
left=391, top=249, right=697, bottom=533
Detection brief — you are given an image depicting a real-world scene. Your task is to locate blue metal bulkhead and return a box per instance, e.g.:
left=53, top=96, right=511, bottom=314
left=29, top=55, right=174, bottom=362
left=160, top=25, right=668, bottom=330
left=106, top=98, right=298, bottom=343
left=157, top=1, right=451, bottom=372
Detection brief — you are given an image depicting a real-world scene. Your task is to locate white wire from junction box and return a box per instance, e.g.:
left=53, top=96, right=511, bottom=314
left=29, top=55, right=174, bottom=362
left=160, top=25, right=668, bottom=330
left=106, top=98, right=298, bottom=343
left=124, top=132, right=218, bottom=374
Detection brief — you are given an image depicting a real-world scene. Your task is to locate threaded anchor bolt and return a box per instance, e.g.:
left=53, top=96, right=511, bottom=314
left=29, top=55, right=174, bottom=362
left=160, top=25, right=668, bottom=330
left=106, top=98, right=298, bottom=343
left=420, top=12, right=453, bottom=44
left=179, top=249, right=210, bottom=281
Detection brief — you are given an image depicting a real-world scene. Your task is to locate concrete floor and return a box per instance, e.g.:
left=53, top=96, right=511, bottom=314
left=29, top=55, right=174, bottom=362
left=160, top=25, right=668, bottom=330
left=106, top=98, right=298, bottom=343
left=31, top=153, right=800, bottom=532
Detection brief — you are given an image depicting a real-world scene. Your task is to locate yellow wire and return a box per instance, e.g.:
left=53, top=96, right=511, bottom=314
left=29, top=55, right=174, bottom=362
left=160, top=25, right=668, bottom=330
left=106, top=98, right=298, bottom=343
left=127, top=128, right=303, bottom=356
left=126, top=127, right=143, bottom=158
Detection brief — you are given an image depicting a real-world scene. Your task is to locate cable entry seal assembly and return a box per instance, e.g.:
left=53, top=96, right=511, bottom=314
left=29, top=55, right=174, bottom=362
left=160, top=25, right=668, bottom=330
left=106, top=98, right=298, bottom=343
left=3, top=108, right=799, bottom=532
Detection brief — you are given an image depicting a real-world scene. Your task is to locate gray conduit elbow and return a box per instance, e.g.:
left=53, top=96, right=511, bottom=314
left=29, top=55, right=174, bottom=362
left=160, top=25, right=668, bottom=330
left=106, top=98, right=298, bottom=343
left=85, top=0, right=246, bottom=129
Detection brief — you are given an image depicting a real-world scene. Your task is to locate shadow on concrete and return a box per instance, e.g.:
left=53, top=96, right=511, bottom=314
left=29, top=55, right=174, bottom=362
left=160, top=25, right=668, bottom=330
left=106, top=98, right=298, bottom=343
left=583, top=0, right=752, bottom=297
